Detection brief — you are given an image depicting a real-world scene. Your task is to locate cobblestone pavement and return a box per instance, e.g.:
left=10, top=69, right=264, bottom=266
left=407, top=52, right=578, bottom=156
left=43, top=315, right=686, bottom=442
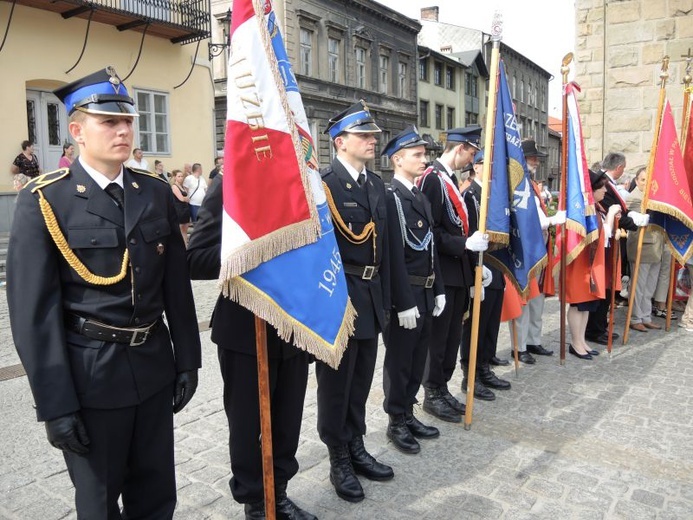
left=1, top=281, right=692, bottom=519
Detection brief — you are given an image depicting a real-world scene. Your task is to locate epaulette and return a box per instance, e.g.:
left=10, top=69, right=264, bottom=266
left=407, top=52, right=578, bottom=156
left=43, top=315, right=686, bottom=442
left=129, top=167, right=168, bottom=183
left=320, top=165, right=334, bottom=179
left=27, top=168, right=70, bottom=193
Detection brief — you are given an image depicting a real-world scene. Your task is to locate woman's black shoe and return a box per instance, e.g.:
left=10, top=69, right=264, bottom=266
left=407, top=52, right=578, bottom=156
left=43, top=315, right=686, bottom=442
left=569, top=345, right=593, bottom=360
left=588, top=349, right=600, bottom=356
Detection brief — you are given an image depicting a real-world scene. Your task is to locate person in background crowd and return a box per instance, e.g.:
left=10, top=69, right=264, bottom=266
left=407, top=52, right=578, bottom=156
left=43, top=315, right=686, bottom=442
left=418, top=126, right=488, bottom=415
left=381, top=126, right=445, bottom=455
left=566, top=170, right=621, bottom=359
left=679, top=257, right=693, bottom=332
left=11, top=140, right=42, bottom=179
left=154, top=160, right=168, bottom=181
left=317, top=100, right=394, bottom=503
left=626, top=167, right=663, bottom=332
left=209, top=155, right=224, bottom=180
left=183, top=162, right=193, bottom=178
left=183, top=163, right=208, bottom=223
left=58, top=143, right=75, bottom=169
left=12, top=173, right=29, bottom=192
left=187, top=173, right=317, bottom=520
left=171, top=169, right=191, bottom=246
left=585, top=152, right=649, bottom=345
left=6, top=66, right=201, bottom=519
left=126, top=147, right=149, bottom=171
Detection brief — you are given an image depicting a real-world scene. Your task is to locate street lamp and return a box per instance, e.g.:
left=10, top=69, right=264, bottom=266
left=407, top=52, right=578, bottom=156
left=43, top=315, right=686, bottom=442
left=208, top=9, right=231, bottom=61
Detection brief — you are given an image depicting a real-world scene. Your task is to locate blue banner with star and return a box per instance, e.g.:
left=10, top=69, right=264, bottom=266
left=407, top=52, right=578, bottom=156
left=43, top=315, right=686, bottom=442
left=486, top=60, right=548, bottom=297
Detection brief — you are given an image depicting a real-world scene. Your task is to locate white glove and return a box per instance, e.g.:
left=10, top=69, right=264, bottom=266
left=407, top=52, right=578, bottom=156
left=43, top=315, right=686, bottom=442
left=433, top=294, right=446, bottom=317
left=397, top=306, right=420, bottom=330
left=470, top=286, right=485, bottom=301
left=465, top=231, right=489, bottom=252
left=481, top=265, right=493, bottom=287
left=629, top=210, right=649, bottom=227
left=548, top=210, right=566, bottom=226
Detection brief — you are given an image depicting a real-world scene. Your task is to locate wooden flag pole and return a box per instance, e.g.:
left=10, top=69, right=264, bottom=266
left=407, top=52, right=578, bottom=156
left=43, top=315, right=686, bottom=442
left=464, top=11, right=502, bottom=431
left=254, top=316, right=276, bottom=520
left=623, top=56, right=670, bottom=345
left=558, top=53, right=573, bottom=366
left=607, top=215, right=621, bottom=358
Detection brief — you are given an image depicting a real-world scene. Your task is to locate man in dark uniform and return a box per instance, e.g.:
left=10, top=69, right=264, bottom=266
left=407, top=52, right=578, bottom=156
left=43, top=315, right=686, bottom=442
left=187, top=175, right=316, bottom=520
left=461, top=149, right=511, bottom=402
left=6, top=67, right=201, bottom=519
left=381, top=126, right=446, bottom=455
left=585, top=152, right=649, bottom=344
left=318, top=100, right=394, bottom=503
left=418, top=126, right=489, bottom=422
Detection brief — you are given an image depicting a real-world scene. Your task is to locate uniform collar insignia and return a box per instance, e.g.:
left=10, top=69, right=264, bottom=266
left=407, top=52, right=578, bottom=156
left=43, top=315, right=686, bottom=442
left=76, top=184, right=86, bottom=193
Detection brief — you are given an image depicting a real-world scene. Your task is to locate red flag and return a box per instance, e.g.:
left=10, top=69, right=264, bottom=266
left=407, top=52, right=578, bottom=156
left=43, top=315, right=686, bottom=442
left=684, top=98, right=693, bottom=189
left=646, top=99, right=693, bottom=263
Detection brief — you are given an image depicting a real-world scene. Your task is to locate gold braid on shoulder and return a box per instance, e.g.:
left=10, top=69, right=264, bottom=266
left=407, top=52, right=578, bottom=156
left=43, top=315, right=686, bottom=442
left=323, top=181, right=377, bottom=263
left=37, top=190, right=129, bottom=285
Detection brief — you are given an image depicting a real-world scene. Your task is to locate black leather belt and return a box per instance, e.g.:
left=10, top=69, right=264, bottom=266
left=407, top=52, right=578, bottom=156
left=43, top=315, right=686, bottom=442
left=343, top=263, right=380, bottom=280
left=408, top=274, right=435, bottom=288
left=65, top=313, right=160, bottom=346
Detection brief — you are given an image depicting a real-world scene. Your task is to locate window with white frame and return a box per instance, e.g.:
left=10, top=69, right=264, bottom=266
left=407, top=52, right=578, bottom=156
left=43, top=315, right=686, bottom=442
left=355, top=47, right=367, bottom=89
left=328, top=37, right=340, bottom=83
left=398, top=62, right=407, bottom=98
left=379, top=55, right=389, bottom=94
left=135, top=89, right=170, bottom=154
left=300, top=28, right=313, bottom=76
left=380, top=130, right=391, bottom=169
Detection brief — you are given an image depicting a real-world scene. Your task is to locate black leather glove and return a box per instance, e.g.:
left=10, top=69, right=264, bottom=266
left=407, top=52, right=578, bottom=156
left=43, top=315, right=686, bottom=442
left=45, top=412, right=90, bottom=455
left=173, top=369, right=199, bottom=413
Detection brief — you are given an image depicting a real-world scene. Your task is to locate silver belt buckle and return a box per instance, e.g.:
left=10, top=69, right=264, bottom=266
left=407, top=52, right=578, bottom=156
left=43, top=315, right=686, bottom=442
left=424, top=275, right=435, bottom=289
left=362, top=265, right=375, bottom=280
left=130, top=328, right=149, bottom=346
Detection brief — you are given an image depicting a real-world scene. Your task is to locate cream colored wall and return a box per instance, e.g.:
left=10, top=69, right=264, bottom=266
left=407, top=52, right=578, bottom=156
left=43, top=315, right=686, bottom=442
left=0, top=4, right=216, bottom=192
left=418, top=68, right=466, bottom=140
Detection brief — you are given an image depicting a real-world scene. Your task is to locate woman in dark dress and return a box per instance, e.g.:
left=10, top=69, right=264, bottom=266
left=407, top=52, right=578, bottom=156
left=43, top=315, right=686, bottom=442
left=11, top=140, right=41, bottom=179
left=171, top=169, right=191, bottom=246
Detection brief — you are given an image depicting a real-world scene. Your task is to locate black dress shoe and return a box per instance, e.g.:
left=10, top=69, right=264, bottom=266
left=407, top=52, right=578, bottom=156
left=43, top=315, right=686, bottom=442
left=568, top=345, right=593, bottom=360
left=588, top=348, right=600, bottom=356
left=490, top=355, right=510, bottom=366
left=527, top=344, right=554, bottom=356
left=348, top=436, right=394, bottom=481
left=387, top=415, right=420, bottom=454
left=327, top=445, right=364, bottom=502
left=516, top=351, right=536, bottom=364
left=586, top=333, right=609, bottom=345
left=461, top=378, right=496, bottom=401
left=404, top=411, right=440, bottom=439
left=477, top=365, right=511, bottom=390
left=276, top=495, right=318, bottom=520
left=422, top=387, right=462, bottom=423
left=245, top=501, right=266, bottom=520
left=440, top=388, right=466, bottom=414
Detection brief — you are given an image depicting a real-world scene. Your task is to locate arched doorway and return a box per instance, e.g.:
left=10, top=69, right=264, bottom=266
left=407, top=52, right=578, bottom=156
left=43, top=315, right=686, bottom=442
left=25, top=89, right=69, bottom=172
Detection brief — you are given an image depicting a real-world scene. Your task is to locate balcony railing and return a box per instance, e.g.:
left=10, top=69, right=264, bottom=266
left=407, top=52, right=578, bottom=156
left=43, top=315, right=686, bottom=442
left=6, top=0, right=211, bottom=44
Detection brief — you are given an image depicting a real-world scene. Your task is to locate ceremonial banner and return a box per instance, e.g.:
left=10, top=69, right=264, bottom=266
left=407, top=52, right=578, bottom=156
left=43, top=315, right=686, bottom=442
left=486, top=60, right=547, bottom=297
left=554, top=82, right=599, bottom=271
left=221, top=0, right=354, bottom=368
left=647, top=98, right=693, bottom=264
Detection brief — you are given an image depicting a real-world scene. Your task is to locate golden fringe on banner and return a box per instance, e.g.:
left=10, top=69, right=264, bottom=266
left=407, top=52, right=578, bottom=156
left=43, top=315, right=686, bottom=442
left=219, top=219, right=321, bottom=282
left=220, top=276, right=356, bottom=369
left=551, top=222, right=600, bottom=277
left=486, top=253, right=548, bottom=300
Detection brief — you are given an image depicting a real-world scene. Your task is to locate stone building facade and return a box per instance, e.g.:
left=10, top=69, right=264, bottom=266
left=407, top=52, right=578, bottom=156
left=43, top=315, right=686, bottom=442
left=575, top=0, right=693, bottom=170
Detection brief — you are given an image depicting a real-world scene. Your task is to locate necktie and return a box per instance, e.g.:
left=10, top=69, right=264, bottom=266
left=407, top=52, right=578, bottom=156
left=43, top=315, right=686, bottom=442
left=357, top=172, right=366, bottom=187
left=105, top=182, right=125, bottom=210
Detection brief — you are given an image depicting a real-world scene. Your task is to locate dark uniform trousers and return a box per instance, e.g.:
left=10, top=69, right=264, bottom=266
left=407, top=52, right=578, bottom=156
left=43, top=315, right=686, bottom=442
left=460, top=181, right=505, bottom=366
left=383, top=179, right=445, bottom=412
left=418, top=161, right=473, bottom=391
left=186, top=174, right=311, bottom=504
left=7, top=162, right=201, bottom=519
left=316, top=160, right=390, bottom=447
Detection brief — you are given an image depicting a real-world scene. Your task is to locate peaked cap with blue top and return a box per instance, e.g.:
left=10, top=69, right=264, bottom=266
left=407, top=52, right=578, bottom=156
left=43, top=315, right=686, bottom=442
left=445, top=125, right=482, bottom=149
left=54, top=66, right=139, bottom=117
left=381, top=125, right=427, bottom=158
left=324, top=100, right=381, bottom=139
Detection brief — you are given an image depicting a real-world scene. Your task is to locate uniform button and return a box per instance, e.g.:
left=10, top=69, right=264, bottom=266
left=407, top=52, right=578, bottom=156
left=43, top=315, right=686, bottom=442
left=90, top=238, right=97, bottom=245
left=130, top=238, right=137, bottom=245
left=137, top=293, right=142, bottom=301
left=155, top=229, right=160, bottom=235
left=134, top=266, right=141, bottom=273
left=134, top=317, right=141, bottom=324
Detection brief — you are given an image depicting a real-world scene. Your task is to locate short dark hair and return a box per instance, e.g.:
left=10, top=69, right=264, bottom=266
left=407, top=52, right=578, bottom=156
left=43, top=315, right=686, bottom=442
left=133, top=148, right=142, bottom=155
left=602, top=152, right=625, bottom=171
left=154, top=160, right=162, bottom=167
left=214, top=156, right=223, bottom=165
left=192, top=162, right=202, bottom=173
left=21, top=140, right=33, bottom=151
